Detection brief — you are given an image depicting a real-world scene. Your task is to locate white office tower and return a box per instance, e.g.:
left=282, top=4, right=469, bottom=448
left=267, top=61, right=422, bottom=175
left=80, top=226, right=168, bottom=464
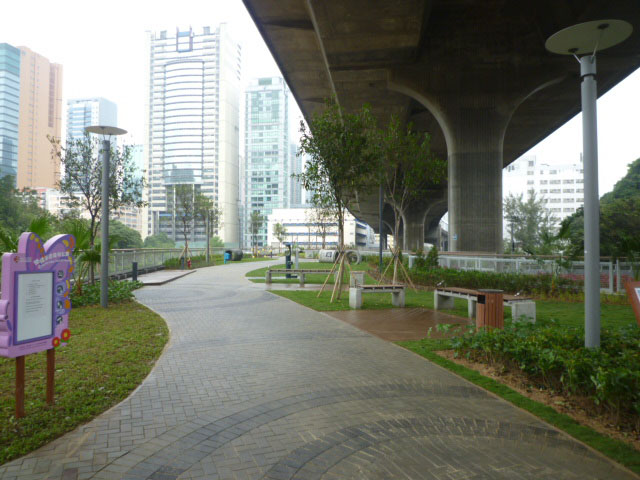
left=503, top=155, right=585, bottom=223
left=66, top=98, right=117, bottom=141
left=145, top=25, right=241, bottom=246
left=244, top=77, right=290, bottom=248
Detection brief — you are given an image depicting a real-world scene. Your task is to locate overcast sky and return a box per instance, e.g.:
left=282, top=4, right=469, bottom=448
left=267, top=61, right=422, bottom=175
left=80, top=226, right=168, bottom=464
left=3, top=0, right=639, bottom=195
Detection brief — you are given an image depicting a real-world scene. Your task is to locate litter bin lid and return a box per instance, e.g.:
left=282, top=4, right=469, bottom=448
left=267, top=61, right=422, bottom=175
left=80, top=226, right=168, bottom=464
left=478, top=289, right=503, bottom=293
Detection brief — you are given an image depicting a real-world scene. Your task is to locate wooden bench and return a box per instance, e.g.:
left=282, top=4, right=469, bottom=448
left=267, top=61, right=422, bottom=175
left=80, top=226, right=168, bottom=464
left=434, top=286, right=536, bottom=322
left=265, top=268, right=333, bottom=286
left=349, top=284, right=405, bottom=309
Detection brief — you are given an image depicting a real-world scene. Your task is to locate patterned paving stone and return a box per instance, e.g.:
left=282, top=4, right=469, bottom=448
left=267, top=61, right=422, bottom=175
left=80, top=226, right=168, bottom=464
left=0, top=260, right=636, bottom=480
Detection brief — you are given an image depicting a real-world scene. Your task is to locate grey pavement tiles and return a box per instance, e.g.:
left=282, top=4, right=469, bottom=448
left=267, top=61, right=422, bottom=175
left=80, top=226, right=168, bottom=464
left=1, top=260, right=635, bottom=479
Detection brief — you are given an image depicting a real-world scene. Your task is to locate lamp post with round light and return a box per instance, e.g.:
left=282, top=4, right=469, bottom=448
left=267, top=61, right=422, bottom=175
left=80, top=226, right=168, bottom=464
left=84, top=126, right=128, bottom=308
left=545, top=20, right=632, bottom=348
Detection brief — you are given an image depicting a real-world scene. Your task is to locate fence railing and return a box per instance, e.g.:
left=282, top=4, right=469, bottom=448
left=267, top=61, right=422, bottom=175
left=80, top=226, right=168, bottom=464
left=436, top=254, right=637, bottom=294
left=87, top=248, right=637, bottom=294
left=68, top=247, right=231, bottom=279
left=352, top=249, right=638, bottom=294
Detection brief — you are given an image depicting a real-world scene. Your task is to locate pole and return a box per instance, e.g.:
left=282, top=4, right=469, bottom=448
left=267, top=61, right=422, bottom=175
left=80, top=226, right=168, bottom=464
left=206, top=211, right=210, bottom=264
left=580, top=55, right=600, bottom=348
left=16, top=356, right=25, bottom=418
left=379, top=183, right=383, bottom=272
left=46, top=349, right=55, bottom=405
left=101, top=138, right=110, bottom=308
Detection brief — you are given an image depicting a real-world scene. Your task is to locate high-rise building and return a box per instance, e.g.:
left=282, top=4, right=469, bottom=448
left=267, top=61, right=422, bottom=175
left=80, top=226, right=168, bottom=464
left=17, top=47, right=62, bottom=190
left=503, top=155, right=585, bottom=224
left=146, top=25, right=241, bottom=246
left=289, top=142, right=305, bottom=207
left=66, top=97, right=117, bottom=141
left=0, top=43, right=20, bottom=183
left=244, top=77, right=289, bottom=247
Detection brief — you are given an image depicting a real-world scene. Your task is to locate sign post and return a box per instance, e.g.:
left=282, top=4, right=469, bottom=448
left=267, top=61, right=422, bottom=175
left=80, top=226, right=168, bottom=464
left=0, top=232, right=75, bottom=417
left=624, top=280, right=640, bottom=327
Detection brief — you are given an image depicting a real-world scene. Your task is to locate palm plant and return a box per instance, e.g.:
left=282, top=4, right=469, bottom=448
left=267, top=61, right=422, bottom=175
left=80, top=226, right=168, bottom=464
left=0, top=215, right=53, bottom=254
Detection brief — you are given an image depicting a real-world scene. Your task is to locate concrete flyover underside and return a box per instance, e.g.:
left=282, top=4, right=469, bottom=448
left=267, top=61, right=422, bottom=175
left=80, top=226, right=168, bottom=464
left=243, top=0, right=640, bottom=252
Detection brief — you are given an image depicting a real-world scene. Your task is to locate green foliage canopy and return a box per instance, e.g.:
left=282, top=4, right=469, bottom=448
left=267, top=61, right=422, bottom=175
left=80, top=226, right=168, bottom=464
left=560, top=158, right=640, bottom=258
left=504, top=191, right=558, bottom=254
left=143, top=233, right=175, bottom=248
left=296, top=100, right=378, bottom=248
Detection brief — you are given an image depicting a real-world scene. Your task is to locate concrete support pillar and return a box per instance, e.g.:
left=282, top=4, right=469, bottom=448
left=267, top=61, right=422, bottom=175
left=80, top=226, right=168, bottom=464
left=402, top=208, right=426, bottom=252
left=445, top=104, right=508, bottom=253
left=388, top=68, right=562, bottom=253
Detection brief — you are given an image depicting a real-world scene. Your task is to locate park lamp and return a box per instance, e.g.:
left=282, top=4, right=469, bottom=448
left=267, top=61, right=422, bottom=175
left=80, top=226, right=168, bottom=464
left=545, top=20, right=632, bottom=348
left=84, top=126, right=128, bottom=308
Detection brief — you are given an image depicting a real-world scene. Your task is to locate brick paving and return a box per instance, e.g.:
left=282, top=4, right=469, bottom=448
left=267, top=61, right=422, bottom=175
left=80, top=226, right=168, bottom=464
left=0, top=261, right=636, bottom=479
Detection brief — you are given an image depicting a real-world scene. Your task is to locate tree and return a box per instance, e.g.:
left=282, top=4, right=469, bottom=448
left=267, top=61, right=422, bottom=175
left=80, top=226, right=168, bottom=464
left=305, top=200, right=333, bottom=249
left=561, top=158, right=640, bottom=262
left=51, top=134, right=144, bottom=282
left=503, top=191, right=558, bottom=254
left=144, top=233, right=175, bottom=248
left=200, top=197, right=222, bottom=262
left=374, top=116, right=446, bottom=283
left=0, top=175, right=52, bottom=251
left=273, top=223, right=287, bottom=252
left=248, top=210, right=264, bottom=256
left=107, top=220, right=143, bottom=249
left=210, top=235, right=224, bottom=247
left=296, top=100, right=378, bottom=301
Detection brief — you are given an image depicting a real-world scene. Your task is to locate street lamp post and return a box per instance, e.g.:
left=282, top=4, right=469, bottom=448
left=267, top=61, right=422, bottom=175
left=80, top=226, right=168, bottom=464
left=545, top=20, right=632, bottom=348
left=84, top=126, right=128, bottom=308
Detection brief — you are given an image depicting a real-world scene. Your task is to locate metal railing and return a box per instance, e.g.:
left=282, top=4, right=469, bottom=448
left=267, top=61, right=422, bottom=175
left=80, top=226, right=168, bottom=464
left=436, top=254, right=637, bottom=294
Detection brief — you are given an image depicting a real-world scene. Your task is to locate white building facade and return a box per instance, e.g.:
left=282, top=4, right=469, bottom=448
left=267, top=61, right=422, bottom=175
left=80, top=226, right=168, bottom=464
left=66, top=97, right=117, bottom=142
left=145, top=25, right=241, bottom=246
left=503, top=155, right=585, bottom=223
left=267, top=208, right=376, bottom=250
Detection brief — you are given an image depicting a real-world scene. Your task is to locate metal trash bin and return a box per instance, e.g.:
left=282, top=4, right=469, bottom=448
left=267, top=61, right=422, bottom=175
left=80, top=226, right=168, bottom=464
left=476, top=289, right=504, bottom=329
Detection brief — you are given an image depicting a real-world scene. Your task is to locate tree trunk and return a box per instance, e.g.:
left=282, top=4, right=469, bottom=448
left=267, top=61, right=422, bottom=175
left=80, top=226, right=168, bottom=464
left=89, top=217, right=96, bottom=285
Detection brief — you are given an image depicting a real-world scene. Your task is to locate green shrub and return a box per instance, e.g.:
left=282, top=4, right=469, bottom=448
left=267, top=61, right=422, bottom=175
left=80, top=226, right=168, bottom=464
left=449, top=319, right=640, bottom=426
left=408, top=267, right=582, bottom=296
left=163, top=253, right=223, bottom=269
left=70, top=280, right=143, bottom=307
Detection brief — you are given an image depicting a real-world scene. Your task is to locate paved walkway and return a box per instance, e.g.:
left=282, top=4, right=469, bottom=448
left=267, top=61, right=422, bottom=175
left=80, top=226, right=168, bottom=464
left=1, top=261, right=636, bottom=479
left=136, top=269, right=195, bottom=286
left=327, top=308, right=472, bottom=341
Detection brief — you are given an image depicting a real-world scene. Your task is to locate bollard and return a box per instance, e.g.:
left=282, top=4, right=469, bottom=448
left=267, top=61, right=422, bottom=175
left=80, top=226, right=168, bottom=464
left=132, top=262, right=138, bottom=282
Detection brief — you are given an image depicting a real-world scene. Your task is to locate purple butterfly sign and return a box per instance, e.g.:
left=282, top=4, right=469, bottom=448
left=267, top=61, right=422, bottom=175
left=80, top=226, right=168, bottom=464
left=1, top=232, right=75, bottom=417
left=0, top=232, right=75, bottom=358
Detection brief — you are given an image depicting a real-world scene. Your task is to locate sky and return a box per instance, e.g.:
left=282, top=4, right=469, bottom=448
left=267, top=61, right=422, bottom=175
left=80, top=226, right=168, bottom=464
left=2, top=0, right=639, bottom=195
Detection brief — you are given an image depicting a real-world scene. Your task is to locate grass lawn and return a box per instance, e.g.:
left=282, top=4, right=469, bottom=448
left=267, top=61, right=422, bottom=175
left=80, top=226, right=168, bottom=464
left=0, top=301, right=168, bottom=465
left=271, top=288, right=637, bottom=328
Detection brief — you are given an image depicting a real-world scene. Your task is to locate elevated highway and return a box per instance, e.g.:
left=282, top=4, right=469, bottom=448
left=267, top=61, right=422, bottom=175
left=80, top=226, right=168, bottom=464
left=243, top=0, right=640, bottom=252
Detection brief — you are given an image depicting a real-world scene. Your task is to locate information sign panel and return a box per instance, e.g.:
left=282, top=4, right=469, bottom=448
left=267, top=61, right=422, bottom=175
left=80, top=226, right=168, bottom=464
left=0, top=232, right=75, bottom=358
